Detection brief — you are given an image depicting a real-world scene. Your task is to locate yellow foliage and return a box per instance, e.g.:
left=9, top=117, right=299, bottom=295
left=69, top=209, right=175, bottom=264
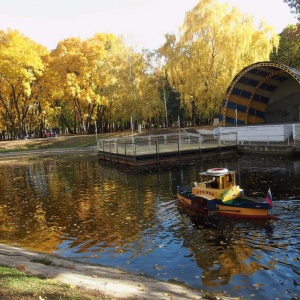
left=159, top=0, right=279, bottom=119
left=0, top=29, right=49, bottom=136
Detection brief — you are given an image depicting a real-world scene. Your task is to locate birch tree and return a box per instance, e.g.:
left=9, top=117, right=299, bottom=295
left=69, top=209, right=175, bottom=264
left=159, top=0, right=279, bottom=121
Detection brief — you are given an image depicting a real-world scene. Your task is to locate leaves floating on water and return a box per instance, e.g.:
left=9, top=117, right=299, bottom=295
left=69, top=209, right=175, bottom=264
left=153, top=264, right=165, bottom=270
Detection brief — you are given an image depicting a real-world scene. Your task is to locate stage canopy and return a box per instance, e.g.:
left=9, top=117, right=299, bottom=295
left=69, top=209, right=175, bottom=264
left=220, top=61, right=300, bottom=126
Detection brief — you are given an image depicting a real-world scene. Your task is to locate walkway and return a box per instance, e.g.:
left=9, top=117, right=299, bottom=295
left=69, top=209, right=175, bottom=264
left=97, top=133, right=237, bottom=166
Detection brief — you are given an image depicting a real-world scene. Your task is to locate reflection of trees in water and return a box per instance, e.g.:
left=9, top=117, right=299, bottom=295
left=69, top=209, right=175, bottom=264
left=0, top=156, right=161, bottom=253
left=175, top=216, right=279, bottom=287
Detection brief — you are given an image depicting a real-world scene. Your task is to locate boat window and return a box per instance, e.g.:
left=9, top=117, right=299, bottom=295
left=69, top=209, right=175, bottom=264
left=210, top=177, right=220, bottom=188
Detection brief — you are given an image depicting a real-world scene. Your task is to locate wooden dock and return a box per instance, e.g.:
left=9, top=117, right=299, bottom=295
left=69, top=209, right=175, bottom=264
left=97, top=133, right=237, bottom=166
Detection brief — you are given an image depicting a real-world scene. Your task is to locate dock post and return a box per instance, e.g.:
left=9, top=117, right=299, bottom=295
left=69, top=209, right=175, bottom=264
left=156, top=140, right=159, bottom=163
left=133, top=142, right=136, bottom=160
left=199, top=135, right=202, bottom=156
left=103, top=141, right=105, bottom=160
left=116, top=141, right=119, bottom=164
left=178, top=138, right=181, bottom=160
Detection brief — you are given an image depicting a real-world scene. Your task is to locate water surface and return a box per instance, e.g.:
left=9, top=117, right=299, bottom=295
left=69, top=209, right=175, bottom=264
left=0, top=154, right=299, bottom=299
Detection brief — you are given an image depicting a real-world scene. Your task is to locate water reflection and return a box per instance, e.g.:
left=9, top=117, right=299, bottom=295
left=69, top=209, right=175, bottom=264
left=0, top=154, right=299, bottom=299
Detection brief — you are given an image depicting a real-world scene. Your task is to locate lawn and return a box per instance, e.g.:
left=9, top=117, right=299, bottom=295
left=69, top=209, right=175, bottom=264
left=0, top=265, right=108, bottom=300
left=0, top=135, right=98, bottom=152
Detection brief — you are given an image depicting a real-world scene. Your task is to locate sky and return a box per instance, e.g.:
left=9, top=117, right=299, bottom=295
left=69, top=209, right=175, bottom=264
left=0, top=0, right=297, bottom=51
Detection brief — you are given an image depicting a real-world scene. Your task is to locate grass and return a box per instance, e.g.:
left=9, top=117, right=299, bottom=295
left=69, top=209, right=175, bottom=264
left=31, top=257, right=53, bottom=266
left=0, top=266, right=108, bottom=300
left=0, top=134, right=98, bottom=153
left=0, top=126, right=205, bottom=153
left=0, top=131, right=137, bottom=153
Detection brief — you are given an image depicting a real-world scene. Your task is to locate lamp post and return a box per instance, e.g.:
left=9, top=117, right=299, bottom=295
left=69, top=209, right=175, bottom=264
left=163, top=84, right=168, bottom=128
left=28, top=104, right=34, bottom=139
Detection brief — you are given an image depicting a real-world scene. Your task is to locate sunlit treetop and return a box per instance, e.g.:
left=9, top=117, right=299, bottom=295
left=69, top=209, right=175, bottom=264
left=159, top=0, right=279, bottom=119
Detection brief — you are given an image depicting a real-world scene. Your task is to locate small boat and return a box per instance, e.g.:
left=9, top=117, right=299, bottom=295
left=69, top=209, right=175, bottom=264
left=177, top=168, right=277, bottom=220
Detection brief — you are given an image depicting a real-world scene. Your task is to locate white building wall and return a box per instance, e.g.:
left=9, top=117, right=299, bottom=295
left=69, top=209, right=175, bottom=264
left=219, top=124, right=293, bottom=142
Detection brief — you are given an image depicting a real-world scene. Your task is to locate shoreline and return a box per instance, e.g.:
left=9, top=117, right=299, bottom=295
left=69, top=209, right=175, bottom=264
left=0, top=146, right=98, bottom=159
left=0, top=243, right=236, bottom=300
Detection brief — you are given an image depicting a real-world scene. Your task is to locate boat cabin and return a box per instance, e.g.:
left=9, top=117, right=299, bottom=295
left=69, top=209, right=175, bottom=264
left=198, top=168, right=237, bottom=190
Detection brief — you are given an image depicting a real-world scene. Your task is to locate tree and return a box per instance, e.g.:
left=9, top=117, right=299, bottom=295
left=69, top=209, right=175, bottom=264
left=94, top=43, right=163, bottom=132
left=45, top=34, right=163, bottom=134
left=159, top=0, right=279, bottom=122
left=46, top=35, right=116, bottom=134
left=284, top=0, right=300, bottom=19
left=270, top=24, right=300, bottom=68
left=0, top=29, right=49, bottom=138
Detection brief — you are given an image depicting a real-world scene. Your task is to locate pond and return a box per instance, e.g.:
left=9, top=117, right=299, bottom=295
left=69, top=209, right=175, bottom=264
left=0, top=153, right=299, bottom=300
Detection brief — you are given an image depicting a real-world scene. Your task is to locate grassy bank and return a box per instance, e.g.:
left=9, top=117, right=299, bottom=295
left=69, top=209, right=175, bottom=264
left=0, top=126, right=207, bottom=153
left=0, top=265, right=107, bottom=300
left=0, top=129, right=146, bottom=153
left=0, top=135, right=99, bottom=153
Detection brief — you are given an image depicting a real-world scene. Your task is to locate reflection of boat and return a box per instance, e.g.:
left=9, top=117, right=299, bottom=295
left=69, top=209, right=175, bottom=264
left=177, top=168, right=277, bottom=220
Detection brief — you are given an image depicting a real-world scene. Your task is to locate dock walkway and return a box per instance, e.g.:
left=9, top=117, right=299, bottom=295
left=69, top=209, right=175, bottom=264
left=97, top=133, right=237, bottom=166
left=97, top=128, right=300, bottom=166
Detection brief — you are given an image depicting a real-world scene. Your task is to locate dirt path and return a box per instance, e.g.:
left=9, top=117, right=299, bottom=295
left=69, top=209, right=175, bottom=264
left=0, top=244, right=238, bottom=300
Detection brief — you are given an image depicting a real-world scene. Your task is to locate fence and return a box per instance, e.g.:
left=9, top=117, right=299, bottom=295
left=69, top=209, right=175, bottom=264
left=97, top=133, right=224, bottom=159
left=97, top=130, right=299, bottom=162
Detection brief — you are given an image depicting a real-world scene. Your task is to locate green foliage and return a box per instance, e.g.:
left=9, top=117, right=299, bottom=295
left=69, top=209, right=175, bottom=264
left=284, top=0, right=300, bottom=18
left=270, top=24, right=300, bottom=68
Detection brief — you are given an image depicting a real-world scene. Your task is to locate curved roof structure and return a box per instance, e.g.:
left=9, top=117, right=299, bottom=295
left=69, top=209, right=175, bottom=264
left=220, top=61, right=300, bottom=126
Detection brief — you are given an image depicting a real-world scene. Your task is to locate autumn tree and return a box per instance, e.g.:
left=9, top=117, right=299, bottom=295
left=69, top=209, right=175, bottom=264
left=45, top=33, right=163, bottom=134
left=91, top=40, right=163, bottom=132
left=45, top=35, right=112, bottom=133
left=270, top=24, right=300, bottom=68
left=159, top=0, right=279, bottom=123
left=108, top=47, right=163, bottom=131
left=0, top=29, right=49, bottom=139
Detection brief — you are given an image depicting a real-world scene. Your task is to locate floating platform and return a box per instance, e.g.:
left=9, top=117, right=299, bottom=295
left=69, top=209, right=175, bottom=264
left=97, top=133, right=237, bottom=166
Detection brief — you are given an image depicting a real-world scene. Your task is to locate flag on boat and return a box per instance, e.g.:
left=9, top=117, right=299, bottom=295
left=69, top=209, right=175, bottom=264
left=265, top=188, right=272, bottom=207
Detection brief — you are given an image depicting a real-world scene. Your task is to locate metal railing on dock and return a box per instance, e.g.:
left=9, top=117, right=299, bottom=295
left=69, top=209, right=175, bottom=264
left=97, top=133, right=236, bottom=165
left=97, top=130, right=300, bottom=166
left=294, top=135, right=300, bottom=148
